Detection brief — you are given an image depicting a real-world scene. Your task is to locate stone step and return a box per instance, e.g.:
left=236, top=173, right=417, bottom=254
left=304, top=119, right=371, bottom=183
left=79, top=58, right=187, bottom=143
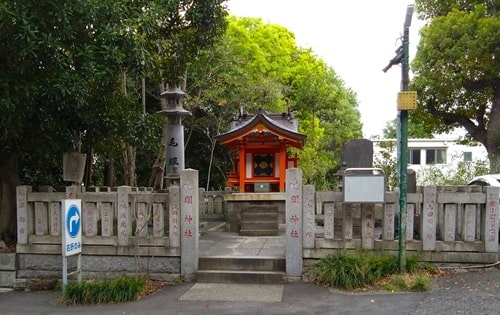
left=239, top=229, right=279, bottom=236
left=243, top=205, right=279, bottom=214
left=199, top=256, right=285, bottom=271
left=197, top=256, right=285, bottom=284
left=241, top=212, right=278, bottom=221
left=241, top=221, right=278, bottom=231
left=196, top=270, right=285, bottom=284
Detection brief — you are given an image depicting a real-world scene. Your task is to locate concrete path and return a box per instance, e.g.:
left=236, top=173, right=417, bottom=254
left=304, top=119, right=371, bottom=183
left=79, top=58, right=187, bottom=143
left=1, top=268, right=499, bottom=315
left=200, top=229, right=285, bottom=258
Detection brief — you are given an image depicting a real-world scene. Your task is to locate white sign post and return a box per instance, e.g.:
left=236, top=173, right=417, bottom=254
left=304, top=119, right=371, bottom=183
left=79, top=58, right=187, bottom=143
left=62, top=199, right=82, bottom=288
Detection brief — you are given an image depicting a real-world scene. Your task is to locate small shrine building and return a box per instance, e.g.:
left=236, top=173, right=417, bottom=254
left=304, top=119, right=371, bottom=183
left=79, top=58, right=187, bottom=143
left=215, top=109, right=306, bottom=192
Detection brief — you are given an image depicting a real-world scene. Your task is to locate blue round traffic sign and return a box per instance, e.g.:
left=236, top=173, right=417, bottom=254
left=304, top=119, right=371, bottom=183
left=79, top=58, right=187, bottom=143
left=66, top=204, right=81, bottom=238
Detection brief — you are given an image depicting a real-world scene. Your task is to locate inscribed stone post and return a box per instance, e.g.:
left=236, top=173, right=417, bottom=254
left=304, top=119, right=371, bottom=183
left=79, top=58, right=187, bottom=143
left=286, top=168, right=303, bottom=280
left=65, top=185, right=80, bottom=200
left=34, top=202, right=48, bottom=236
left=406, top=203, right=414, bottom=241
left=462, top=204, right=476, bottom=242
left=422, top=186, right=437, bottom=251
left=180, top=169, right=199, bottom=281
left=361, top=204, right=375, bottom=249
left=117, top=186, right=132, bottom=246
left=342, top=203, right=353, bottom=240
left=324, top=203, right=334, bottom=240
left=443, top=204, right=457, bottom=241
left=484, top=186, right=499, bottom=252
left=302, top=185, right=315, bottom=249
left=152, top=203, right=164, bottom=237
left=16, top=186, right=31, bottom=244
left=50, top=202, right=61, bottom=236
left=383, top=203, right=395, bottom=240
left=84, top=202, right=98, bottom=236
left=169, top=186, right=181, bottom=247
left=101, top=202, right=113, bottom=237
left=136, top=202, right=149, bottom=237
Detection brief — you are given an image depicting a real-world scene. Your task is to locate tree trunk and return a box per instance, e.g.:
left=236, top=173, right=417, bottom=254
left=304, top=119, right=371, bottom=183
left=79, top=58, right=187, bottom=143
left=149, top=82, right=168, bottom=191
left=121, top=144, right=137, bottom=186
left=0, top=154, right=20, bottom=242
left=486, top=86, right=500, bottom=173
left=83, top=146, right=93, bottom=187
left=104, top=158, right=115, bottom=187
left=118, top=69, right=137, bottom=187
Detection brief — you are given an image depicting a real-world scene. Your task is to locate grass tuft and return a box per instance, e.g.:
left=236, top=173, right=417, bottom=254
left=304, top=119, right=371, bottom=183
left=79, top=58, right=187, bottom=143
left=313, top=251, right=434, bottom=291
left=62, top=276, right=147, bottom=305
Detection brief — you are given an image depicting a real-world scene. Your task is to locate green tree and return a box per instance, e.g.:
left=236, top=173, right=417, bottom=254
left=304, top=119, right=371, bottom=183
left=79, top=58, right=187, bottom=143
left=411, top=1, right=500, bottom=170
left=184, top=17, right=362, bottom=189
left=0, top=0, right=227, bottom=241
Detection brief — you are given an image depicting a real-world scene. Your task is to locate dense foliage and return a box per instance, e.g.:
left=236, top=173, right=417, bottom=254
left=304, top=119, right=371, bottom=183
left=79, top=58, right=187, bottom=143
left=0, top=3, right=362, bottom=240
left=0, top=0, right=228, bottom=240
left=411, top=0, right=500, bottom=170
left=185, top=17, right=362, bottom=190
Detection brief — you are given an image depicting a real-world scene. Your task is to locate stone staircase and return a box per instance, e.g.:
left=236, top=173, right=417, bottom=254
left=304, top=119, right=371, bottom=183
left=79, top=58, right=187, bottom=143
left=197, top=256, right=286, bottom=284
left=239, top=205, right=279, bottom=236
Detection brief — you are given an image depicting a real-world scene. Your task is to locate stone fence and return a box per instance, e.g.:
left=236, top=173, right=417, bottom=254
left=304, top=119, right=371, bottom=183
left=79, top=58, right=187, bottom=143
left=283, top=169, right=499, bottom=281
left=4, top=168, right=499, bottom=289
left=11, top=169, right=214, bottom=288
left=301, top=185, right=499, bottom=264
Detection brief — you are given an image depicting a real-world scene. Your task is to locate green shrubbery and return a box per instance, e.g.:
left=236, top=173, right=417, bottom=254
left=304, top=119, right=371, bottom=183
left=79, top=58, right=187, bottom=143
left=61, top=276, right=147, bottom=305
left=313, top=250, right=433, bottom=291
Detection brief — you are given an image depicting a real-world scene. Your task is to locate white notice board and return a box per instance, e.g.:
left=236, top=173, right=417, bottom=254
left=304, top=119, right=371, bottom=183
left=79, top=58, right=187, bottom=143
left=343, top=174, right=385, bottom=203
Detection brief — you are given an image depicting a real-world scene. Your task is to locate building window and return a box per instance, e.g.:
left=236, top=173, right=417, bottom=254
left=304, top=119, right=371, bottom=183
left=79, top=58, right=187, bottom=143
left=408, top=148, right=447, bottom=165
left=463, top=152, right=472, bottom=162
left=409, top=149, right=421, bottom=165
left=254, top=153, right=274, bottom=177
left=425, top=149, right=446, bottom=164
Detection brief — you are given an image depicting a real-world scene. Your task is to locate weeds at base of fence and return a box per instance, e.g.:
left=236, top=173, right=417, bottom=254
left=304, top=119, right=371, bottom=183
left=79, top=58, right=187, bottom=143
left=313, top=250, right=438, bottom=292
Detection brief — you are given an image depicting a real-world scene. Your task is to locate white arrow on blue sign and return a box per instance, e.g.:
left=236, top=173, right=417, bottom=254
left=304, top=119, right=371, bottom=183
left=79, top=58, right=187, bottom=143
left=62, top=199, right=82, bottom=256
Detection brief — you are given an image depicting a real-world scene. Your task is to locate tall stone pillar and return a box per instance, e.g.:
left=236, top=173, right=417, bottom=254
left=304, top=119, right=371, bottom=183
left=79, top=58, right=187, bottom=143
left=158, top=87, right=192, bottom=187
left=286, top=168, right=303, bottom=281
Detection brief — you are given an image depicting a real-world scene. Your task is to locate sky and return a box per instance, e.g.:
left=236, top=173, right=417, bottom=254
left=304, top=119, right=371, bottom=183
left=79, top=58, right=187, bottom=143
left=226, top=0, right=426, bottom=138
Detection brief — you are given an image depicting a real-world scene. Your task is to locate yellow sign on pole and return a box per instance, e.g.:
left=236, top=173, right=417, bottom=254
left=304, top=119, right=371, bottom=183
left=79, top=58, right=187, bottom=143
left=397, top=91, right=418, bottom=110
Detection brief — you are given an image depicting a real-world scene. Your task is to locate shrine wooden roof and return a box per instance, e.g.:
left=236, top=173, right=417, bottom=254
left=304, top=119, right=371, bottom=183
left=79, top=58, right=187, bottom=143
left=215, top=110, right=306, bottom=149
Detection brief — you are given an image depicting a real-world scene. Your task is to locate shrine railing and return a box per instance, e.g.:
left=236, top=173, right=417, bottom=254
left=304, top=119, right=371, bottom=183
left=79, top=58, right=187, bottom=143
left=302, top=185, right=499, bottom=263
left=15, top=185, right=225, bottom=257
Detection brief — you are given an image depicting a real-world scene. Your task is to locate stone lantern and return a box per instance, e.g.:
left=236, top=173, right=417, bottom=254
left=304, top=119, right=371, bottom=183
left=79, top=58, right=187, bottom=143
left=158, top=87, right=191, bottom=187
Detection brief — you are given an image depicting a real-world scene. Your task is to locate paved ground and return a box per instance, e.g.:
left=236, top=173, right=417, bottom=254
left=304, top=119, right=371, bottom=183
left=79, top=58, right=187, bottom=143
left=0, top=267, right=498, bottom=315
left=199, top=230, right=286, bottom=257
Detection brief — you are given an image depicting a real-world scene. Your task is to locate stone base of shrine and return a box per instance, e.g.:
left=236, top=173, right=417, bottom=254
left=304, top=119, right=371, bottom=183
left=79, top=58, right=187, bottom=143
left=224, top=193, right=286, bottom=235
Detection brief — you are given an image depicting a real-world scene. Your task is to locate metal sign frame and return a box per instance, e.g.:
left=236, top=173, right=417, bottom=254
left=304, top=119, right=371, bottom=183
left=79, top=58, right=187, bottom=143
left=343, top=168, right=386, bottom=203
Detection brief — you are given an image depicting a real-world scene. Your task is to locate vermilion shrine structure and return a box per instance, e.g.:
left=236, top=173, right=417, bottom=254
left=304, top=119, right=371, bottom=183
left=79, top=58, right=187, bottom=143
left=216, top=109, right=306, bottom=193
left=215, top=109, right=307, bottom=235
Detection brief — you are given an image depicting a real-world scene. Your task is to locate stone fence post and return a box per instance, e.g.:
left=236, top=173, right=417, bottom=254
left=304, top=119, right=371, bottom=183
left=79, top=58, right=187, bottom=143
left=286, top=168, right=303, bottom=281
left=180, top=169, right=199, bottom=282
left=117, top=186, right=132, bottom=246
left=422, top=186, right=437, bottom=251
left=16, top=186, right=32, bottom=245
left=485, top=186, right=499, bottom=252
left=303, top=185, right=315, bottom=249
left=169, top=185, right=181, bottom=248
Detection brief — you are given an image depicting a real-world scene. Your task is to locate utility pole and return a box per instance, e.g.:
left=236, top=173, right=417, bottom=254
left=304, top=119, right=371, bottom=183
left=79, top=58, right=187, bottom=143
left=383, top=4, right=416, bottom=273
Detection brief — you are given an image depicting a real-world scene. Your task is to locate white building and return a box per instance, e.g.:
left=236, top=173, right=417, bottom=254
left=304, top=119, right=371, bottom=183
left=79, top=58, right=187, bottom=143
left=373, top=135, right=488, bottom=185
